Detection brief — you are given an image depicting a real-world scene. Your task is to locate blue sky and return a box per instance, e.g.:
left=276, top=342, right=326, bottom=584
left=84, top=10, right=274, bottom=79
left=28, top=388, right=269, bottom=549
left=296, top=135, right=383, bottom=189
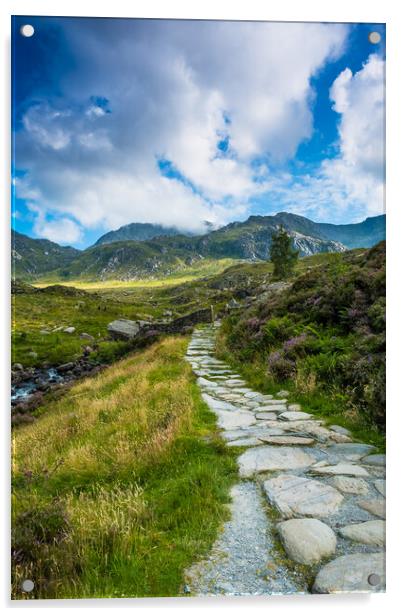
left=12, top=17, right=385, bottom=247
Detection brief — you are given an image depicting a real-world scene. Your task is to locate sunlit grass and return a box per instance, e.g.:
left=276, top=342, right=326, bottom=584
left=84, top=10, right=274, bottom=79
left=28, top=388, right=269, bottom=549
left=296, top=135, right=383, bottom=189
left=12, top=336, right=237, bottom=599
left=33, top=258, right=238, bottom=290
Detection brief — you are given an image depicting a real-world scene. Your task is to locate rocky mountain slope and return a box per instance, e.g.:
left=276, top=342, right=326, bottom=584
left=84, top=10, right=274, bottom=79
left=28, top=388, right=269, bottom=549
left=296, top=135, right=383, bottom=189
left=12, top=213, right=385, bottom=281
left=12, top=231, right=80, bottom=280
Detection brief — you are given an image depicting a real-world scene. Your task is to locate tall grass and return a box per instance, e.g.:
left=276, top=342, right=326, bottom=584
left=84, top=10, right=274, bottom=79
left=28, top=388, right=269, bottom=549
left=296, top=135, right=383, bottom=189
left=12, top=336, right=237, bottom=599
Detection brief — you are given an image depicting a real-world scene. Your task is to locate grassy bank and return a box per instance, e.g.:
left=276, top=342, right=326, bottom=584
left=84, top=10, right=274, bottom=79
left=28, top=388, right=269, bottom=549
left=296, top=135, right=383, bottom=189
left=217, top=244, right=385, bottom=451
left=12, top=336, right=237, bottom=599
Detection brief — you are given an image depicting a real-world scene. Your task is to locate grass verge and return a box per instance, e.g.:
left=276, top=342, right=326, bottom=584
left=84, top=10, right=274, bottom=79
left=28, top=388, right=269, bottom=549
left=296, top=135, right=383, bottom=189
left=12, top=336, right=238, bottom=599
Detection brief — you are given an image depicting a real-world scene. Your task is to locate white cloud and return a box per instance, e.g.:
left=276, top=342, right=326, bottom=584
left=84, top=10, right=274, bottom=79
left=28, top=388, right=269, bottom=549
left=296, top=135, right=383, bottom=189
left=15, top=20, right=351, bottom=241
left=324, top=53, right=385, bottom=217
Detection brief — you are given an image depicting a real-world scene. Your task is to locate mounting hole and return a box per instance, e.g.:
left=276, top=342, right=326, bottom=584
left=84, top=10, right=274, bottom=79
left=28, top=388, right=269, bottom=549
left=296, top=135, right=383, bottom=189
left=20, top=24, right=35, bottom=38
left=368, top=31, right=381, bottom=44
left=21, top=579, right=34, bottom=592
left=368, top=573, right=381, bottom=586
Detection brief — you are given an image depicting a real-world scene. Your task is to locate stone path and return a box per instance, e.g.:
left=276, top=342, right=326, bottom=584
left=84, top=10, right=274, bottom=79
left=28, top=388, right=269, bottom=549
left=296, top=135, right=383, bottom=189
left=184, top=324, right=386, bottom=595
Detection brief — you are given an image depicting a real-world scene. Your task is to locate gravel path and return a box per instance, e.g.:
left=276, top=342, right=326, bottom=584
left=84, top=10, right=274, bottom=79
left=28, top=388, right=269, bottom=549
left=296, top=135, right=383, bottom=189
left=184, top=324, right=386, bottom=595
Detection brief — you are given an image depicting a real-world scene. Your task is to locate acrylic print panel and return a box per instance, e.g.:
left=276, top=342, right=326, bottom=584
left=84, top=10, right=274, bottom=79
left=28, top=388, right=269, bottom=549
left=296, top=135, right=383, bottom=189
left=11, top=15, right=386, bottom=599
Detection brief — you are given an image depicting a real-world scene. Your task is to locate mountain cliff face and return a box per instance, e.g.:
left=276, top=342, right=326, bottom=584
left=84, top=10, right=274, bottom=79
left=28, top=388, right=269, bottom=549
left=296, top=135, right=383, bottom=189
left=12, top=212, right=385, bottom=281
left=12, top=231, right=80, bottom=280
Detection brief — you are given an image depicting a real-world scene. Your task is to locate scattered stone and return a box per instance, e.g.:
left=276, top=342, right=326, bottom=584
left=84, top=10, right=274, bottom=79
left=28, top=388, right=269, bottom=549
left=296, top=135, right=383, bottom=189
left=374, top=480, right=386, bottom=497
left=80, top=332, right=95, bottom=340
left=362, top=454, right=386, bottom=467
left=279, top=411, right=312, bottom=421
left=312, top=552, right=385, bottom=593
left=331, top=476, right=369, bottom=495
left=277, top=519, right=337, bottom=565
left=12, top=363, right=24, bottom=371
left=256, top=405, right=287, bottom=413
left=263, top=474, right=343, bottom=518
left=27, top=351, right=38, bottom=359
left=40, top=329, right=50, bottom=335
left=311, top=463, right=369, bottom=477
left=277, top=390, right=289, bottom=398
left=329, top=425, right=351, bottom=436
left=339, top=520, right=385, bottom=546
left=63, top=326, right=75, bottom=334
left=357, top=499, right=386, bottom=519
left=57, top=362, right=75, bottom=373
left=258, top=435, right=314, bottom=446
left=238, top=447, right=315, bottom=478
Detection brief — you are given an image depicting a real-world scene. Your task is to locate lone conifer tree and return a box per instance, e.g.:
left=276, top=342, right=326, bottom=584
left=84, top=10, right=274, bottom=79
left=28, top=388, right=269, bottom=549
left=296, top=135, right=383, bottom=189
left=270, top=226, right=299, bottom=279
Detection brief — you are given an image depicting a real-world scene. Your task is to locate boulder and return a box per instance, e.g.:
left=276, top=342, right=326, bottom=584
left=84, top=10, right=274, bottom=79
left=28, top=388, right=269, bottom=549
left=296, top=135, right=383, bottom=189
left=277, top=518, right=337, bottom=565
left=313, top=552, right=385, bottom=593
left=107, top=319, right=149, bottom=340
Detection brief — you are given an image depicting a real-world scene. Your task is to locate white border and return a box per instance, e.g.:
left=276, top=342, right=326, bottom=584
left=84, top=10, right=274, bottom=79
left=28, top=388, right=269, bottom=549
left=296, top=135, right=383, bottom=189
left=1, top=1, right=401, bottom=615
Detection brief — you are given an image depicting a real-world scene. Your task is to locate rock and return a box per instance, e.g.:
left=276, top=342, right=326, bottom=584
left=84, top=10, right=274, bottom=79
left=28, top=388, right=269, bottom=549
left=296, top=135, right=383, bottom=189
left=331, top=476, right=369, bottom=494
left=328, top=433, right=353, bottom=443
left=329, top=425, right=351, bottom=436
left=80, top=332, right=95, bottom=341
left=226, top=437, right=262, bottom=447
left=362, top=454, right=386, bottom=467
left=277, top=390, right=289, bottom=398
left=339, top=520, right=385, bottom=546
left=312, top=552, right=385, bottom=593
left=12, top=363, right=24, bottom=371
left=107, top=319, right=149, bottom=340
left=256, top=405, right=287, bottom=412
left=324, top=443, right=376, bottom=459
left=374, top=480, right=386, bottom=496
left=63, top=326, right=75, bottom=334
left=263, top=474, right=343, bottom=518
left=57, top=362, right=76, bottom=373
left=357, top=498, right=386, bottom=519
left=255, top=412, right=278, bottom=421
left=27, top=351, right=38, bottom=359
left=311, top=463, right=370, bottom=477
left=258, top=435, right=315, bottom=446
left=279, top=411, right=312, bottom=421
left=202, top=394, right=256, bottom=430
left=287, top=403, right=301, bottom=412
left=40, top=329, right=50, bottom=335
left=238, top=447, right=315, bottom=478
left=277, top=519, right=337, bottom=565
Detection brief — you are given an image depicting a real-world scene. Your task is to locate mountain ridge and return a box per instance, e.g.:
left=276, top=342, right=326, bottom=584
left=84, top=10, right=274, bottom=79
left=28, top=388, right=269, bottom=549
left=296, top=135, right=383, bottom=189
left=12, top=213, right=385, bottom=281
